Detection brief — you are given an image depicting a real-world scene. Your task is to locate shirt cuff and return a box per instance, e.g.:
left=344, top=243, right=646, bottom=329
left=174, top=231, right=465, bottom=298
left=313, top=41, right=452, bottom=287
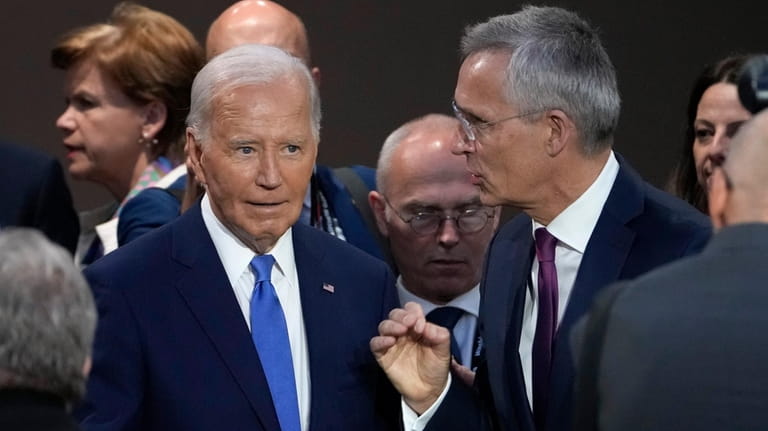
left=401, top=374, right=453, bottom=431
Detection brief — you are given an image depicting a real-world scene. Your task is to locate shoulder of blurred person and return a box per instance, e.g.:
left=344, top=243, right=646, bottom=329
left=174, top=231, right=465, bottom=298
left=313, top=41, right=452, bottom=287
left=0, top=228, right=95, bottom=431
left=0, top=140, right=79, bottom=255
left=572, top=109, right=768, bottom=431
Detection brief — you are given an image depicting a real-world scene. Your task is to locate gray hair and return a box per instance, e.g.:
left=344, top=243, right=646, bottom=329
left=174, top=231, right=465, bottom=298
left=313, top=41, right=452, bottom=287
left=187, top=43, right=321, bottom=144
left=461, top=6, right=621, bottom=155
left=0, top=228, right=96, bottom=403
left=376, top=114, right=458, bottom=195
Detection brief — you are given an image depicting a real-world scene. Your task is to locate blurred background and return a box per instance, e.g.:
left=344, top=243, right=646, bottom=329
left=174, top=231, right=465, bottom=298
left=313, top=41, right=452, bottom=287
left=1, top=0, right=764, bottom=210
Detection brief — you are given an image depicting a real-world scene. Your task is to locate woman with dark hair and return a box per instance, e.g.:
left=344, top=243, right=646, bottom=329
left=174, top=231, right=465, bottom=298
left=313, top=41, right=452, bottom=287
left=52, top=2, right=204, bottom=264
left=672, top=55, right=754, bottom=212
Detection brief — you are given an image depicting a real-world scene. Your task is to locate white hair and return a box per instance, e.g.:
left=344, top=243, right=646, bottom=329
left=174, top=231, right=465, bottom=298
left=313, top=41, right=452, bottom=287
left=461, top=6, right=621, bottom=155
left=187, top=43, right=321, bottom=144
left=0, top=228, right=96, bottom=402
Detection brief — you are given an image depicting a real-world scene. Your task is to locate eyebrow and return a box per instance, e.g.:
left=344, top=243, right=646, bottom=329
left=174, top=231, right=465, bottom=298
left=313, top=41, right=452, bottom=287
left=454, top=101, right=487, bottom=123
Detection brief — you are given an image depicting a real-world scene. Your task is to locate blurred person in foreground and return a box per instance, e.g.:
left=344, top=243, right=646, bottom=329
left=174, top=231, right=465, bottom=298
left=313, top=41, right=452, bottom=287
left=371, top=6, right=711, bottom=431
left=670, top=54, right=755, bottom=212
left=369, top=114, right=499, bottom=370
left=77, top=44, right=399, bottom=431
left=51, top=2, right=204, bottom=264
left=0, top=228, right=96, bottom=430
left=572, top=108, right=768, bottom=431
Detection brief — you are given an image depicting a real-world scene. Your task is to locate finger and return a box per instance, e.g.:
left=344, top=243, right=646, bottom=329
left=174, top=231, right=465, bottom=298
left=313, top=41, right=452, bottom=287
left=403, top=301, right=425, bottom=317
left=422, top=320, right=451, bottom=346
left=378, top=318, right=408, bottom=336
left=370, top=335, right=396, bottom=355
left=450, top=359, right=476, bottom=387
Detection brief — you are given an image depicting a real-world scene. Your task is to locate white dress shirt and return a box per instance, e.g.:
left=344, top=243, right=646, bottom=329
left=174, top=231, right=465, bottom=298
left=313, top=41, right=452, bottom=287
left=201, top=194, right=311, bottom=431
left=404, top=152, right=619, bottom=430
left=397, top=277, right=480, bottom=367
left=519, top=151, right=619, bottom=408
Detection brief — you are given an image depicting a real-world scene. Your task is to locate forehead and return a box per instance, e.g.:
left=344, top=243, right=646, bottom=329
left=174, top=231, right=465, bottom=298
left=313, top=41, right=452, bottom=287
left=210, top=78, right=311, bottom=134
left=455, top=50, right=512, bottom=111
left=389, top=132, right=477, bottom=200
left=697, top=83, right=751, bottom=120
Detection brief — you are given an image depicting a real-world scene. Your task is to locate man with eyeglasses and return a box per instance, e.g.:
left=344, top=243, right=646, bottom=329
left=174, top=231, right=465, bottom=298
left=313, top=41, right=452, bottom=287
left=371, top=6, right=711, bottom=431
left=368, top=114, right=499, bottom=370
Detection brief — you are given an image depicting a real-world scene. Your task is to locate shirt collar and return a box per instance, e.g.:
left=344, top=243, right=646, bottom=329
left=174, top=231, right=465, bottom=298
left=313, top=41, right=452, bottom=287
left=201, top=193, right=296, bottom=287
left=532, top=151, right=619, bottom=253
left=396, top=276, right=480, bottom=318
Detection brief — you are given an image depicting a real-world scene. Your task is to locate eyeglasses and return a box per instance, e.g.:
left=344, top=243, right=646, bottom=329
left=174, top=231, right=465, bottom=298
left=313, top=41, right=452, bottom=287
left=383, top=197, right=494, bottom=235
left=451, top=99, right=544, bottom=142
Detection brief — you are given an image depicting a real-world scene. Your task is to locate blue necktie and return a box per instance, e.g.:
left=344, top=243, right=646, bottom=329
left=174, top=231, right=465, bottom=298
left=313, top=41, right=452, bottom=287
left=249, top=255, right=301, bottom=431
left=426, top=306, right=465, bottom=365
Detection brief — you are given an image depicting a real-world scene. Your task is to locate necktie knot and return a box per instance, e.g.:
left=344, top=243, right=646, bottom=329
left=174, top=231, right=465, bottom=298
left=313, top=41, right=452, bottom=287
left=250, top=254, right=275, bottom=283
left=534, top=228, right=557, bottom=263
left=426, top=306, right=464, bottom=330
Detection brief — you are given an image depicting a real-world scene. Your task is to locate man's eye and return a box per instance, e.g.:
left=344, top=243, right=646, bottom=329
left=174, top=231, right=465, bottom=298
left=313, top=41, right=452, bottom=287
left=286, top=144, right=300, bottom=153
left=237, top=147, right=254, bottom=154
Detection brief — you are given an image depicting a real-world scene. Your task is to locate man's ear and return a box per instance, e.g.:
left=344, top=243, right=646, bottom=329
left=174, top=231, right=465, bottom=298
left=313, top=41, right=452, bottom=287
left=141, top=100, right=167, bottom=142
left=186, top=129, right=207, bottom=187
left=544, top=109, right=573, bottom=157
left=708, top=168, right=729, bottom=230
left=310, top=67, right=321, bottom=88
left=368, top=190, right=389, bottom=237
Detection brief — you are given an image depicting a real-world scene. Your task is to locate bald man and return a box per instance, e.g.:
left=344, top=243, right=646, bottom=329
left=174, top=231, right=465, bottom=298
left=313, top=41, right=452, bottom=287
left=572, top=109, right=768, bottom=431
left=206, top=0, right=318, bottom=81
left=120, top=0, right=388, bottom=263
left=369, top=115, right=498, bottom=369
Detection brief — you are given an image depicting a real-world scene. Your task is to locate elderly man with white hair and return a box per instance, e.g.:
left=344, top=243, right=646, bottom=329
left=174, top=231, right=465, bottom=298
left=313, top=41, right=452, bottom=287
left=77, top=44, right=399, bottom=431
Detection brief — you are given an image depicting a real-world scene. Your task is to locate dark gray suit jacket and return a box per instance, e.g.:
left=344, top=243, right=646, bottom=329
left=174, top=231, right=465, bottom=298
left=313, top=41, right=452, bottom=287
left=572, top=223, right=768, bottom=431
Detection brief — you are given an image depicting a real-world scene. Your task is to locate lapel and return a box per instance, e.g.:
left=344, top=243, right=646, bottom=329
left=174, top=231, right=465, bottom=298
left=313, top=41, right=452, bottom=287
left=547, top=160, right=645, bottom=426
left=481, top=216, right=536, bottom=430
left=170, top=204, right=280, bottom=431
left=291, top=223, right=340, bottom=429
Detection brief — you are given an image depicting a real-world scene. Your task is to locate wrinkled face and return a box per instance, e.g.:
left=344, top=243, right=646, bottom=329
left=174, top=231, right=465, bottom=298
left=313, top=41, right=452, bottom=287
left=693, top=82, right=751, bottom=191
left=452, top=50, right=550, bottom=209
left=55, top=60, right=148, bottom=187
left=189, top=78, right=317, bottom=253
left=373, top=132, right=497, bottom=304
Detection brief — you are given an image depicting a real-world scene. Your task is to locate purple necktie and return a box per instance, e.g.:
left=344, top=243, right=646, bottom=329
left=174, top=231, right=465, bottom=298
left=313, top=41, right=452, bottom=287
left=532, top=227, right=558, bottom=429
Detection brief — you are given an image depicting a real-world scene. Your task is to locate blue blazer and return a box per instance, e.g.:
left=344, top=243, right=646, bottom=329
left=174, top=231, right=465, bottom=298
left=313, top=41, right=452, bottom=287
left=0, top=141, right=79, bottom=254
left=426, top=158, right=712, bottom=431
left=78, top=204, right=400, bottom=430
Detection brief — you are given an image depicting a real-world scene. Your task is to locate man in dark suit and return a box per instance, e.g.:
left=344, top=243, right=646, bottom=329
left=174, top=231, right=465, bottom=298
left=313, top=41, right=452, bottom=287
left=371, top=6, right=711, bottom=431
left=0, top=141, right=79, bottom=254
left=571, top=109, right=768, bottom=431
left=0, top=228, right=96, bottom=431
left=77, top=44, right=399, bottom=430
left=120, top=0, right=387, bottom=263
left=368, top=114, right=499, bottom=370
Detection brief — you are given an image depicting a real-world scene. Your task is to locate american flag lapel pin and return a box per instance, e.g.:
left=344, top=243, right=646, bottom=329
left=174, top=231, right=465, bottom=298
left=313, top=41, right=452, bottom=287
left=322, top=282, right=335, bottom=293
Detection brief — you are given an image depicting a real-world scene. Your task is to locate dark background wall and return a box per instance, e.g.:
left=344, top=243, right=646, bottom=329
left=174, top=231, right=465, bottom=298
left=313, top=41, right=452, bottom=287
left=1, top=0, right=764, bottom=210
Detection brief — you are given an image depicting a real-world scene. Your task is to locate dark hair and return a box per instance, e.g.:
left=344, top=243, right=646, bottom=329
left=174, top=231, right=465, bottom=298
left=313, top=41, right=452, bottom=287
left=671, top=54, right=752, bottom=211
left=51, top=2, right=204, bottom=162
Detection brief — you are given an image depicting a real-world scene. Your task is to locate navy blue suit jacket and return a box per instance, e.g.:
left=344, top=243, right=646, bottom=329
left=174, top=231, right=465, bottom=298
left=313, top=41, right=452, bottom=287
left=0, top=141, right=79, bottom=254
left=78, top=204, right=400, bottom=430
left=425, top=159, right=712, bottom=431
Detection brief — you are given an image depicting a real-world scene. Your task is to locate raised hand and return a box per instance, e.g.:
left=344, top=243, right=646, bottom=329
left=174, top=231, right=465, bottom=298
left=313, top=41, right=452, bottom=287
left=370, top=302, right=452, bottom=414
